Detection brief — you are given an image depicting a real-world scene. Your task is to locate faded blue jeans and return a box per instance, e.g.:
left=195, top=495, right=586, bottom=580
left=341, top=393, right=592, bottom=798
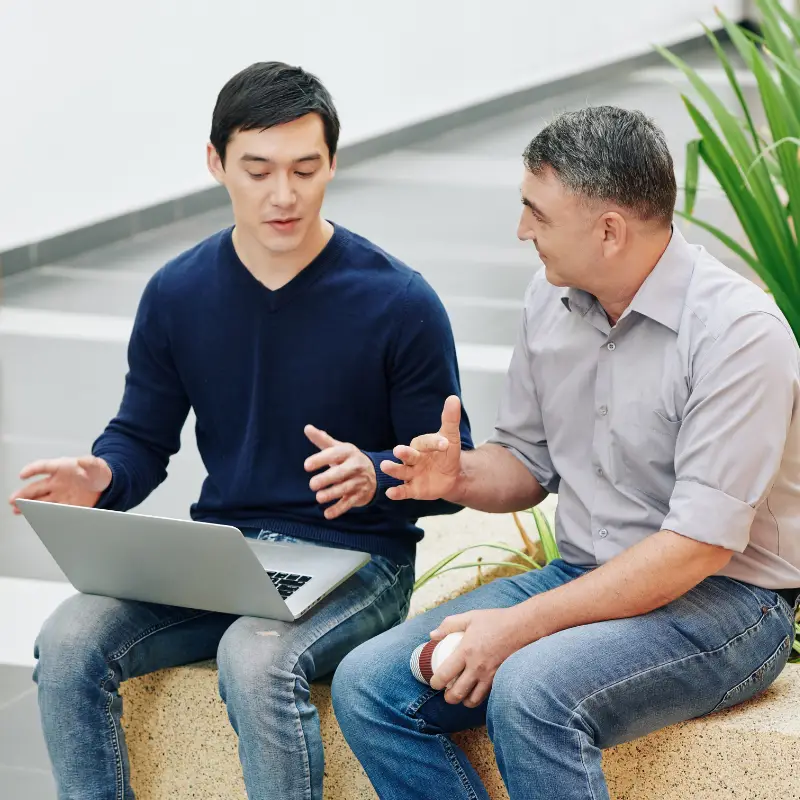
left=333, top=559, right=797, bottom=800
left=33, top=532, right=414, bottom=800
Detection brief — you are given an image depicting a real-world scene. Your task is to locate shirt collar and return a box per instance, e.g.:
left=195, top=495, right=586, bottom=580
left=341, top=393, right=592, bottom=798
left=560, top=226, right=696, bottom=333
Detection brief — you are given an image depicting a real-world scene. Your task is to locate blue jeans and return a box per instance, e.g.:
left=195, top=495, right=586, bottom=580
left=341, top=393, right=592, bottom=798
left=33, top=532, right=414, bottom=800
left=333, top=559, right=796, bottom=800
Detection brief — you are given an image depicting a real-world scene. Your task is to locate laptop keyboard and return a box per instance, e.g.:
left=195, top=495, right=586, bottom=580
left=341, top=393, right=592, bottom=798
left=265, top=570, right=312, bottom=600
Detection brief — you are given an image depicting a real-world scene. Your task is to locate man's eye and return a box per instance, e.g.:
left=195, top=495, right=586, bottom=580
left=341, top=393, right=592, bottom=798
left=248, top=173, right=268, bottom=180
left=295, top=171, right=315, bottom=178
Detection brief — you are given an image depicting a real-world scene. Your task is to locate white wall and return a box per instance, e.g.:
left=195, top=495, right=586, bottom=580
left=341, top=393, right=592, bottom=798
left=0, top=0, right=743, bottom=251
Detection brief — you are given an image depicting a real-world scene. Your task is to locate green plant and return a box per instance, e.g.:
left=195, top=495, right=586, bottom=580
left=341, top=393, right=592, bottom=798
left=657, top=0, right=800, bottom=341
left=412, top=507, right=560, bottom=592
left=659, top=0, right=800, bottom=664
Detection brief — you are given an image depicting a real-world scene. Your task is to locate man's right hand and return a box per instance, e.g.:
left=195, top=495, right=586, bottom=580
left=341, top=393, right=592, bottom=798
left=9, top=456, right=112, bottom=514
left=381, top=395, right=463, bottom=502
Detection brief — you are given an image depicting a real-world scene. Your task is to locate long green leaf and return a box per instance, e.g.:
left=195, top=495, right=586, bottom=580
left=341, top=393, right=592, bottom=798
left=683, top=98, right=796, bottom=298
left=749, top=47, right=800, bottom=290
left=657, top=45, right=793, bottom=266
left=684, top=139, right=701, bottom=215
left=701, top=23, right=759, bottom=150
left=412, top=541, right=541, bottom=591
left=768, top=0, right=800, bottom=47
left=531, top=507, right=560, bottom=563
left=717, top=11, right=759, bottom=72
left=756, top=0, right=800, bottom=113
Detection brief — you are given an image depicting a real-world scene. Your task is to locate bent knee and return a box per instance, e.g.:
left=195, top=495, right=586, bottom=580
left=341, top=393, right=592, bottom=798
left=35, top=594, right=127, bottom=683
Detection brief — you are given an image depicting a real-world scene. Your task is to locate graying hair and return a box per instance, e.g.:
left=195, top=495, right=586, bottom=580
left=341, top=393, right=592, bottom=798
left=523, top=106, right=677, bottom=225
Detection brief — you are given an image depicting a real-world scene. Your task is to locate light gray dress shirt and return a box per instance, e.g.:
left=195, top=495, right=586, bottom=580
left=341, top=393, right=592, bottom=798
left=490, top=228, right=800, bottom=589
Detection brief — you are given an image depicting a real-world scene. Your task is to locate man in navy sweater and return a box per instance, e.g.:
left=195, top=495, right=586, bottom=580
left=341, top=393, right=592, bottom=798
left=10, top=62, right=472, bottom=800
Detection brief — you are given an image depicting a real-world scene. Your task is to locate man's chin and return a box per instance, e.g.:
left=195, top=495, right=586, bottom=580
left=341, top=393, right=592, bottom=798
left=541, top=264, right=565, bottom=287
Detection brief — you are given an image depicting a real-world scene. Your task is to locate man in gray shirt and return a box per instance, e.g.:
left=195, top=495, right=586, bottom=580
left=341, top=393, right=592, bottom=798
left=332, top=106, right=800, bottom=800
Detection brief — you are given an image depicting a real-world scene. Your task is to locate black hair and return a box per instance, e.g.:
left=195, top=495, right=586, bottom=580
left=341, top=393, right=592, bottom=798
left=210, top=61, right=340, bottom=164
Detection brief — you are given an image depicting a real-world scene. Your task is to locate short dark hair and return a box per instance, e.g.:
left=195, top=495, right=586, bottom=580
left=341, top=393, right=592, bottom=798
left=523, top=106, right=677, bottom=225
left=210, top=61, right=340, bottom=165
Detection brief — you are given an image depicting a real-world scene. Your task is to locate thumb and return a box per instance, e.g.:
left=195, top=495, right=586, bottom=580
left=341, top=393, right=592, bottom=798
left=77, top=455, right=103, bottom=472
left=430, top=612, right=469, bottom=641
left=439, top=396, right=462, bottom=443
left=304, top=425, right=338, bottom=451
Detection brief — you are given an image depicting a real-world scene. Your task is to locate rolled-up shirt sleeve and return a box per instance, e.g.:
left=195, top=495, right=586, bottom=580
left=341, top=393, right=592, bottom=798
left=488, top=284, right=560, bottom=494
left=662, top=311, right=799, bottom=552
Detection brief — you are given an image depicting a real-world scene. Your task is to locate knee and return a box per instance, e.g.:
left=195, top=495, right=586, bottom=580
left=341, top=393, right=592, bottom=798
left=331, top=632, right=404, bottom=731
left=34, top=594, right=122, bottom=688
left=216, top=618, right=296, bottom=701
left=487, top=647, right=570, bottom=739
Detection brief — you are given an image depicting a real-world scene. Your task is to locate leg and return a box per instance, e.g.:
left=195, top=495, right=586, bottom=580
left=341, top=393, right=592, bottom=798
left=216, top=552, right=415, bottom=800
left=487, top=576, right=795, bottom=800
left=34, top=593, right=236, bottom=800
left=333, top=560, right=585, bottom=800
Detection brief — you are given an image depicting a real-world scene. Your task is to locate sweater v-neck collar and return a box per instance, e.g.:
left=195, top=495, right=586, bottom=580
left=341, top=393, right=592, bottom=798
left=223, top=223, right=347, bottom=312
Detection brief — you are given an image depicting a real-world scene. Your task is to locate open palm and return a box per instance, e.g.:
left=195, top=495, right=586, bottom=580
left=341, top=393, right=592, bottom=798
left=9, top=456, right=112, bottom=514
left=382, top=396, right=463, bottom=502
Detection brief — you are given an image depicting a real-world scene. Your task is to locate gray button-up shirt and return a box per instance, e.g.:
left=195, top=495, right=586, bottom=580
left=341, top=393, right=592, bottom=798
left=490, top=228, right=800, bottom=589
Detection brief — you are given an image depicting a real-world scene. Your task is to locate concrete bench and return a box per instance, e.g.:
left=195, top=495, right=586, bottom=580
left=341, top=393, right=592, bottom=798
left=120, top=509, right=800, bottom=799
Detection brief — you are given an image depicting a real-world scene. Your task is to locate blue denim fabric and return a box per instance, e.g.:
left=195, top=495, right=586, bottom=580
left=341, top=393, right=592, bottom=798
left=333, top=560, right=796, bottom=800
left=34, top=532, right=414, bottom=800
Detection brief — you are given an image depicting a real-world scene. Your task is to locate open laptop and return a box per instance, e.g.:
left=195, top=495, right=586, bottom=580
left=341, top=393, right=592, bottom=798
left=16, top=499, right=371, bottom=622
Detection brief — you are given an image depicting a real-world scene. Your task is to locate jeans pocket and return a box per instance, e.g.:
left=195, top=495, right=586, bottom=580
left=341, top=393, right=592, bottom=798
left=710, top=634, right=792, bottom=714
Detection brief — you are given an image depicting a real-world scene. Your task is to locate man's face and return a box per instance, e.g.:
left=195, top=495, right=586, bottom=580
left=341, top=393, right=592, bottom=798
left=208, top=114, right=336, bottom=254
left=517, top=167, right=603, bottom=288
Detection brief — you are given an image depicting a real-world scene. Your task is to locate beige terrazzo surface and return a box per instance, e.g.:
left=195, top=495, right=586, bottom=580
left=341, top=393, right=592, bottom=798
left=120, top=505, right=800, bottom=799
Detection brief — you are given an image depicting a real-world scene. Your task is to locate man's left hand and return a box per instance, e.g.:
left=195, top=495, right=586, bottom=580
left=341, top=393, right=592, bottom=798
left=429, top=607, right=538, bottom=708
left=304, top=426, right=377, bottom=520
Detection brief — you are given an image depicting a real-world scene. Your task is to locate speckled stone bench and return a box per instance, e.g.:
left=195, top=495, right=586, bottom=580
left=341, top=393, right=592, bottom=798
left=120, top=508, right=800, bottom=799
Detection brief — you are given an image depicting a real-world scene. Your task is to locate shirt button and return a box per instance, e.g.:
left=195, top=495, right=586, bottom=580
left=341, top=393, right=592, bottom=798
left=599, top=405, right=608, bottom=416
left=596, top=467, right=603, bottom=477
left=598, top=528, right=609, bottom=538
left=607, top=342, right=616, bottom=351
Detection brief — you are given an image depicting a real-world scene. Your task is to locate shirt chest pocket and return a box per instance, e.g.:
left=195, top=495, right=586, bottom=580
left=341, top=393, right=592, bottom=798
left=611, top=403, right=682, bottom=505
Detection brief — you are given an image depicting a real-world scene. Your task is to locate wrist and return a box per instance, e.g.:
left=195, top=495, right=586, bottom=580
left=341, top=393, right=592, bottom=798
left=442, top=455, right=468, bottom=505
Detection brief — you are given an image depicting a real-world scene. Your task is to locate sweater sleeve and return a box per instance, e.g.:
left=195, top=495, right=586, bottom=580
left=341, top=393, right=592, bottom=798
left=362, top=273, right=474, bottom=518
left=92, top=269, right=191, bottom=511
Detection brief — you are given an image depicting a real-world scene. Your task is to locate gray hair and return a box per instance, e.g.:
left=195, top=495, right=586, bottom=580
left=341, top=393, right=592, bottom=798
left=523, top=106, right=677, bottom=225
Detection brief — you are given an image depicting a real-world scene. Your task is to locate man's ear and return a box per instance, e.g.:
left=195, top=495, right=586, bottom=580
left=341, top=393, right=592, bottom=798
left=601, top=212, right=627, bottom=257
left=207, top=143, right=225, bottom=185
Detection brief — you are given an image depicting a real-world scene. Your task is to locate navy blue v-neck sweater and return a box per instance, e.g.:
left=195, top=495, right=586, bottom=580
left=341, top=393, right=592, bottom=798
left=92, top=224, right=473, bottom=566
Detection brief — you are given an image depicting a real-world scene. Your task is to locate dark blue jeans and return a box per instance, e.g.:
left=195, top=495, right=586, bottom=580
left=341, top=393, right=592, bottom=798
left=333, top=560, right=796, bottom=800
left=34, top=532, right=415, bottom=800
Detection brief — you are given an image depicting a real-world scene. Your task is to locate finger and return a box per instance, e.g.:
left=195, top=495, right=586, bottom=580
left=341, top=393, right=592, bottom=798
left=430, top=649, right=468, bottom=692
left=385, top=485, right=411, bottom=501
left=380, top=460, right=413, bottom=481
left=12, top=492, right=53, bottom=514
left=324, top=495, right=357, bottom=520
left=391, top=445, right=421, bottom=465
left=304, top=425, right=339, bottom=452
left=444, top=668, right=479, bottom=706
left=10, top=478, right=53, bottom=504
left=408, top=434, right=449, bottom=453
left=304, top=445, right=350, bottom=473
left=19, top=460, right=59, bottom=481
left=316, top=478, right=360, bottom=505
left=430, top=613, right=470, bottom=641
left=309, top=463, right=355, bottom=492
left=464, top=680, right=493, bottom=709
left=440, top=395, right=462, bottom=442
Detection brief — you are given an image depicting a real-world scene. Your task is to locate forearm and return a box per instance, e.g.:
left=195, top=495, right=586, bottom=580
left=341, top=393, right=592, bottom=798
left=513, top=529, right=734, bottom=641
left=447, top=443, right=547, bottom=513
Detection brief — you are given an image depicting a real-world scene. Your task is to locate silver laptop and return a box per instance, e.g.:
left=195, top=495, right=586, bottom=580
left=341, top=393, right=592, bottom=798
left=16, top=499, right=370, bottom=622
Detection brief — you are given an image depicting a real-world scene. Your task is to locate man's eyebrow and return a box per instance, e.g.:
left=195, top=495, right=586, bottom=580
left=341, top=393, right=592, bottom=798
left=521, top=195, right=551, bottom=222
left=239, top=153, right=323, bottom=164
